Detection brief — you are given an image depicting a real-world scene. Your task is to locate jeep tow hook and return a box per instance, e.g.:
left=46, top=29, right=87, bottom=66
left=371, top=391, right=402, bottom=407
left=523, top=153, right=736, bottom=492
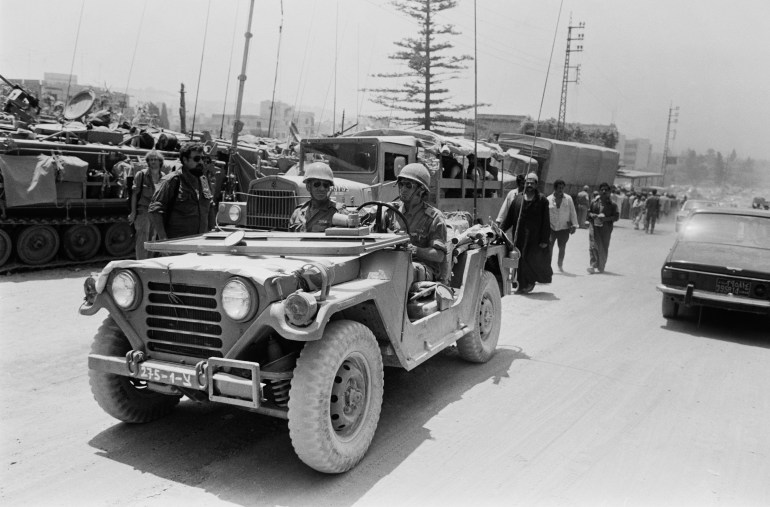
left=125, top=350, right=145, bottom=375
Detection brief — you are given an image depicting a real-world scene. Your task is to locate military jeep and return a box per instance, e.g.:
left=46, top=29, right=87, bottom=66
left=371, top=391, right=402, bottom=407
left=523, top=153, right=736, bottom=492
left=81, top=216, right=514, bottom=473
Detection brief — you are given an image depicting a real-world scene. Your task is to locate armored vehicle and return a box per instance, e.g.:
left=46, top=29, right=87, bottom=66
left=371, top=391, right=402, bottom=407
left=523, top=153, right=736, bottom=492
left=81, top=215, right=516, bottom=473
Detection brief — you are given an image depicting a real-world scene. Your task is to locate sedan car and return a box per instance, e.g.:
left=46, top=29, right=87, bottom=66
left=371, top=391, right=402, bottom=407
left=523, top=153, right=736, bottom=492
left=658, top=208, right=770, bottom=320
left=675, top=199, right=720, bottom=232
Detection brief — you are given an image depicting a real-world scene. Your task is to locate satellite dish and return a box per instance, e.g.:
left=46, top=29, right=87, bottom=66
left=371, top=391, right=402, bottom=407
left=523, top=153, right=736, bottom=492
left=223, top=230, right=246, bottom=247
left=63, top=90, right=96, bottom=121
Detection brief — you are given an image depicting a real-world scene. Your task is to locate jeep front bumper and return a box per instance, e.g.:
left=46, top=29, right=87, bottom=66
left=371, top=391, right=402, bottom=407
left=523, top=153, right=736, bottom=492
left=89, top=352, right=290, bottom=418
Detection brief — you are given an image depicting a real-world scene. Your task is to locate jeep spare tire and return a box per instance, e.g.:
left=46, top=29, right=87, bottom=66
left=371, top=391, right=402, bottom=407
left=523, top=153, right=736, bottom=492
left=287, top=320, right=384, bottom=473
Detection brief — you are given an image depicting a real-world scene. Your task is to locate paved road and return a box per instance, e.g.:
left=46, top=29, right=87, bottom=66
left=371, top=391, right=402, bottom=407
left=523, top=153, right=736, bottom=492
left=2, top=217, right=769, bottom=507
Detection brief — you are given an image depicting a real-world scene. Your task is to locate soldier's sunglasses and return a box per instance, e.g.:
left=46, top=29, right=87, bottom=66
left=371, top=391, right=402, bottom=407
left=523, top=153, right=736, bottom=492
left=311, top=180, right=331, bottom=188
left=397, top=180, right=415, bottom=189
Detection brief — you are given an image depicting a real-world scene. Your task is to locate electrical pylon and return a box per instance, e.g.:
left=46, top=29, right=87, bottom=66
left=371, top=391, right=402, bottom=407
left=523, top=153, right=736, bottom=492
left=556, top=17, right=584, bottom=140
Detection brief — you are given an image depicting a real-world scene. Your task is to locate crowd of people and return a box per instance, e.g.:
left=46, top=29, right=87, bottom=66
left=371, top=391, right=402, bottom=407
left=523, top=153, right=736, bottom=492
left=495, top=180, right=685, bottom=293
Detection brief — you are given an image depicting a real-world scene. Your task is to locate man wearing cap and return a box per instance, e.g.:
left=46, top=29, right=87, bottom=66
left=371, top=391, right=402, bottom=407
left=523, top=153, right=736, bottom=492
left=149, top=142, right=212, bottom=240
left=496, top=172, right=552, bottom=294
left=385, top=163, right=448, bottom=282
left=288, top=162, right=347, bottom=232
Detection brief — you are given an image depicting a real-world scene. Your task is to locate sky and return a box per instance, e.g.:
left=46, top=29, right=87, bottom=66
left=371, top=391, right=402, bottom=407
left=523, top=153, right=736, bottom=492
left=1, top=0, right=769, bottom=159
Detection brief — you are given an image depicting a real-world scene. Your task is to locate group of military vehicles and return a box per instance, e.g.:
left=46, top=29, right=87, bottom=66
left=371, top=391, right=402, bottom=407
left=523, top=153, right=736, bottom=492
left=3, top=72, right=620, bottom=474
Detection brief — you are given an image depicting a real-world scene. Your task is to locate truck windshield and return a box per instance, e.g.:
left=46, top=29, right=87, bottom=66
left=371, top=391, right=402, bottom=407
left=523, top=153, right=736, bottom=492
left=301, top=141, right=377, bottom=175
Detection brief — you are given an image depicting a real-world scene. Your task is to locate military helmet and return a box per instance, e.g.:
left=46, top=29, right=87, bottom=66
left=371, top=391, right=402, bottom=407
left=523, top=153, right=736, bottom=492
left=303, top=162, right=334, bottom=184
left=398, top=163, right=431, bottom=192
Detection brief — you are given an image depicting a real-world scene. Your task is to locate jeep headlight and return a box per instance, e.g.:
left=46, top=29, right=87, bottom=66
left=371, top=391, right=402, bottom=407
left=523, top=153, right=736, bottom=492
left=222, top=277, right=257, bottom=321
left=111, top=270, right=141, bottom=310
left=228, top=204, right=241, bottom=222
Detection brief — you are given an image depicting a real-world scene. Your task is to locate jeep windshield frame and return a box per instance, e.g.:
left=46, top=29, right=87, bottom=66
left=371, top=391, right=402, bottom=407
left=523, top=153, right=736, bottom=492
left=300, top=138, right=378, bottom=176
left=146, top=230, right=409, bottom=256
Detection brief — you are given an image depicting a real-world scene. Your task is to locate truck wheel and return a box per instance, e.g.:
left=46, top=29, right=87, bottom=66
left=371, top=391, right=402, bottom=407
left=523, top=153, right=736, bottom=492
left=287, top=320, right=384, bottom=473
left=457, top=271, right=501, bottom=363
left=89, top=317, right=180, bottom=423
left=661, top=294, right=679, bottom=319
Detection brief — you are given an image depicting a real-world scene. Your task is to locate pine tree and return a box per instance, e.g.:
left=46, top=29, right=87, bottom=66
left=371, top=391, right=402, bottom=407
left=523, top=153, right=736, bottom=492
left=367, top=0, right=474, bottom=134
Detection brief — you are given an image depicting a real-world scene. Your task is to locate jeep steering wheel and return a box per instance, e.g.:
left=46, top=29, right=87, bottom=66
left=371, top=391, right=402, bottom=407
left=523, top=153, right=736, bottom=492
left=356, top=201, right=410, bottom=236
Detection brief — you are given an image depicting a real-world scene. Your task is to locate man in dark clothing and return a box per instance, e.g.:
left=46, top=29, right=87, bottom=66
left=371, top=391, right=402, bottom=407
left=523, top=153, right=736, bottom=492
left=497, top=172, right=552, bottom=294
left=644, top=188, right=661, bottom=234
left=148, top=142, right=212, bottom=240
left=586, top=182, right=620, bottom=273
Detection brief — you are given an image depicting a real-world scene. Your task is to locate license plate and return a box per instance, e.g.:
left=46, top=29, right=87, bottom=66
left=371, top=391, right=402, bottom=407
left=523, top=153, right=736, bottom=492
left=715, top=277, right=751, bottom=296
left=137, top=364, right=196, bottom=388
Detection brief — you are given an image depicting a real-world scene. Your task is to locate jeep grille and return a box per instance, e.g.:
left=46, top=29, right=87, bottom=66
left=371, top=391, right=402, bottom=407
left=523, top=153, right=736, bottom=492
left=247, top=186, right=299, bottom=230
left=144, top=282, right=224, bottom=359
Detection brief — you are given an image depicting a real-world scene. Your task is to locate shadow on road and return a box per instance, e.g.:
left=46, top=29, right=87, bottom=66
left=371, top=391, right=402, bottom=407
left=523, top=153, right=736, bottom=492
left=662, top=306, right=770, bottom=348
left=88, top=347, right=528, bottom=506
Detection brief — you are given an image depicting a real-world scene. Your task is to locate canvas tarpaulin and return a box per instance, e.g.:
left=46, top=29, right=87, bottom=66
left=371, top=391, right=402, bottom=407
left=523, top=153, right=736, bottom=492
left=0, top=154, right=57, bottom=207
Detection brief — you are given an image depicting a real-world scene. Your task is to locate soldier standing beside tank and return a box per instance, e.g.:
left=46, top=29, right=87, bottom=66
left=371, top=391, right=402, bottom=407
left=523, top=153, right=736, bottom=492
left=148, top=142, right=212, bottom=240
left=385, top=163, right=448, bottom=282
left=129, top=150, right=164, bottom=259
left=288, top=162, right=347, bottom=232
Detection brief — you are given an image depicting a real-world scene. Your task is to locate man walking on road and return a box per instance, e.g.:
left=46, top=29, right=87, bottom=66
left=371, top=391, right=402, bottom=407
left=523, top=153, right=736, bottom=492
left=497, top=172, right=552, bottom=293
left=547, top=179, right=578, bottom=271
left=586, top=182, right=620, bottom=274
left=644, top=189, right=661, bottom=234
left=576, top=185, right=590, bottom=228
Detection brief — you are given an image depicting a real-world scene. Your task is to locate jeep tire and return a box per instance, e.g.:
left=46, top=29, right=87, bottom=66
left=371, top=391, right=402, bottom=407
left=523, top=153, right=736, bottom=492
left=287, top=320, right=384, bottom=473
left=457, top=271, right=501, bottom=363
left=89, top=317, right=181, bottom=423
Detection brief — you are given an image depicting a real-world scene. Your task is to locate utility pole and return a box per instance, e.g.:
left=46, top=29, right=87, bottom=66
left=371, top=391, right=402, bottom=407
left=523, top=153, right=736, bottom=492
left=556, top=17, right=584, bottom=140
left=661, top=103, right=680, bottom=185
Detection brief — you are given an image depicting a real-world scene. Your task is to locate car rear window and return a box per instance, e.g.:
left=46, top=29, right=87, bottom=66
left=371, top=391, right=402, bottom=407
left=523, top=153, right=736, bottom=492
left=682, top=214, right=770, bottom=248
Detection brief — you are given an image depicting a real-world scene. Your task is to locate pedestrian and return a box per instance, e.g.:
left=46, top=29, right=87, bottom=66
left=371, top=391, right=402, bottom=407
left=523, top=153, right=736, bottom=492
left=547, top=179, right=578, bottom=272
left=288, top=162, right=348, bottom=232
left=631, top=192, right=645, bottom=229
left=385, top=163, right=448, bottom=282
left=148, top=142, right=213, bottom=240
left=586, top=182, right=620, bottom=274
left=576, top=185, right=590, bottom=228
left=644, top=189, right=661, bottom=234
left=128, top=150, right=164, bottom=259
left=496, top=172, right=552, bottom=294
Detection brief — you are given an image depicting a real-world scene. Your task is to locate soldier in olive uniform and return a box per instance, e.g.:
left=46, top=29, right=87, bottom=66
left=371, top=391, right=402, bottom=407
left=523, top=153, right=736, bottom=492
left=386, top=163, right=448, bottom=282
left=149, top=142, right=212, bottom=240
left=288, top=162, right=347, bottom=232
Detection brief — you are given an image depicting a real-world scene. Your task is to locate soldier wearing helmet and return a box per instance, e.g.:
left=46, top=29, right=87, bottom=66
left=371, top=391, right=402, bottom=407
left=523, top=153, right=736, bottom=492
left=385, top=163, right=448, bottom=282
left=288, top=162, right=347, bottom=232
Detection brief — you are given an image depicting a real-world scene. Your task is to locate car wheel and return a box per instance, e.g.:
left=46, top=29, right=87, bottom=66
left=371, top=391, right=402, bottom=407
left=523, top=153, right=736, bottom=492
left=287, top=320, right=384, bottom=473
left=89, top=317, right=181, bottom=423
left=661, top=294, right=679, bottom=319
left=457, top=271, right=501, bottom=363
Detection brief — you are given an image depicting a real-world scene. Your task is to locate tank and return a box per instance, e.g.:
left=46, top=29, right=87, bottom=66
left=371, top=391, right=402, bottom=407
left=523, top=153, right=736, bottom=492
left=0, top=136, right=179, bottom=271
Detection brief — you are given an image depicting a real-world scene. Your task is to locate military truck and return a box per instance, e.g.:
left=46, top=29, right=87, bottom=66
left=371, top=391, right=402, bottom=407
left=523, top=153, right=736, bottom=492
left=497, top=133, right=620, bottom=197
left=216, top=133, right=514, bottom=231
left=81, top=214, right=515, bottom=473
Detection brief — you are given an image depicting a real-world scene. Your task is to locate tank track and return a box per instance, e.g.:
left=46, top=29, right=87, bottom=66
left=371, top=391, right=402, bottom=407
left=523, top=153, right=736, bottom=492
left=0, top=215, right=135, bottom=274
